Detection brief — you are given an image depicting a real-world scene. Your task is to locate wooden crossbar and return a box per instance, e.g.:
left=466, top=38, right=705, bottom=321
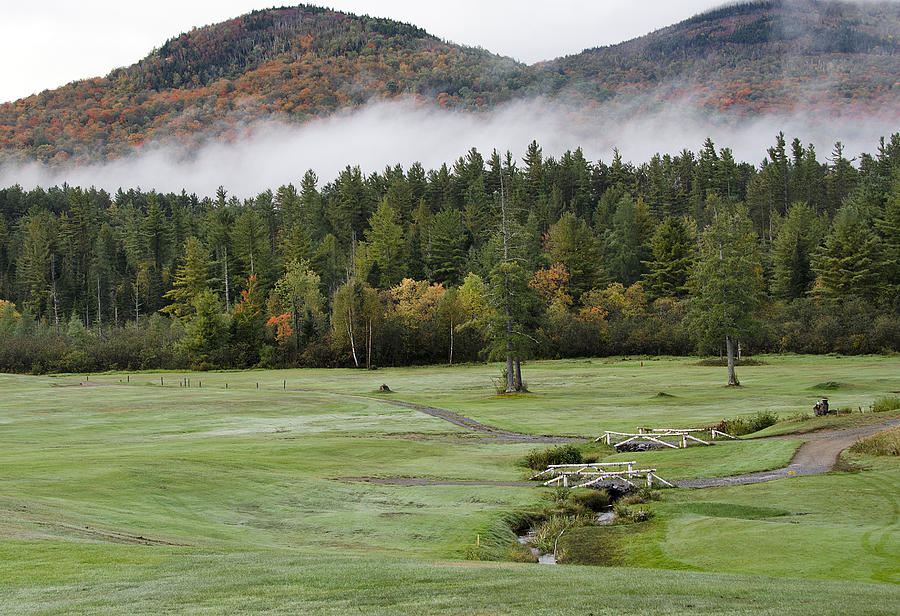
left=531, top=461, right=636, bottom=480
left=597, top=426, right=735, bottom=448
left=539, top=467, right=668, bottom=488
left=547, top=462, right=638, bottom=468
left=638, top=427, right=707, bottom=434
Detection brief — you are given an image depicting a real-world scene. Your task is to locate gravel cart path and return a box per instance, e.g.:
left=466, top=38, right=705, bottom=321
left=675, top=420, right=900, bottom=488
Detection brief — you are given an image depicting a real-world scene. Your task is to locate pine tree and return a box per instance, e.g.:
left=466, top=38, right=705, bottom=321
left=688, top=199, right=764, bottom=386
left=771, top=202, right=823, bottom=300
left=874, top=175, right=900, bottom=306
left=161, top=236, right=213, bottom=320
left=545, top=211, right=603, bottom=299
left=814, top=206, right=884, bottom=303
left=363, top=199, right=405, bottom=287
left=642, top=216, right=696, bottom=300
left=427, top=207, right=467, bottom=286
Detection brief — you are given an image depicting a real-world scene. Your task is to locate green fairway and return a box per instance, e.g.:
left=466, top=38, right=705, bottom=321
left=79, top=353, right=900, bottom=436
left=2, top=355, right=900, bottom=614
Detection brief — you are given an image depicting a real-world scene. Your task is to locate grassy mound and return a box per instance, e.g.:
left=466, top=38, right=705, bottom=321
left=811, top=381, right=845, bottom=390
left=850, top=426, right=900, bottom=456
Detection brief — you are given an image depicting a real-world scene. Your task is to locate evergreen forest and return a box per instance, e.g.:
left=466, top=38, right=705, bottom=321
left=1, top=132, right=899, bottom=374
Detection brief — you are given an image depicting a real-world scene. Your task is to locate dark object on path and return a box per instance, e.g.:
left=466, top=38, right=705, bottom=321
left=380, top=384, right=392, bottom=392
left=814, top=398, right=831, bottom=416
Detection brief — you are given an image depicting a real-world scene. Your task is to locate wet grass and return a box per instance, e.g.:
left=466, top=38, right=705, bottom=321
left=2, top=354, right=900, bottom=613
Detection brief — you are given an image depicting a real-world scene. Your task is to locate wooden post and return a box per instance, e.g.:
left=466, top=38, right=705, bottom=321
left=160, top=376, right=163, bottom=386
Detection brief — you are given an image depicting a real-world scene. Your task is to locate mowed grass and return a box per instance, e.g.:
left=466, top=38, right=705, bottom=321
left=1, top=355, right=900, bottom=614
left=80, top=353, right=900, bottom=436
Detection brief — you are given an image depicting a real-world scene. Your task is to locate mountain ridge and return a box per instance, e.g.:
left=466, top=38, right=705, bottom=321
left=1, top=0, right=897, bottom=166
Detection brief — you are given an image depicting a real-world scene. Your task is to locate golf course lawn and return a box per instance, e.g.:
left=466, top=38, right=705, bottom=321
left=1, top=355, right=898, bottom=614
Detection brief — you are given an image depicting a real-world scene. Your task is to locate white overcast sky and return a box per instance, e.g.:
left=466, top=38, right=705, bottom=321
left=1, top=1, right=736, bottom=104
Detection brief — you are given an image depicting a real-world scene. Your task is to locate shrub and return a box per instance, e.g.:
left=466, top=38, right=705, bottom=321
left=618, top=486, right=661, bottom=506
left=748, top=410, right=779, bottom=432
left=613, top=502, right=654, bottom=523
left=523, top=444, right=583, bottom=470
left=872, top=396, right=900, bottom=413
left=714, top=410, right=778, bottom=436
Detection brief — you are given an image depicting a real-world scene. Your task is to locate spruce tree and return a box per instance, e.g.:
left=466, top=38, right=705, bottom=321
left=688, top=199, right=763, bottom=386
left=642, top=216, right=696, bottom=300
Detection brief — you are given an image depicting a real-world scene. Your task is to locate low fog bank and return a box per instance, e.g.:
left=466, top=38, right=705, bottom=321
left=1, top=98, right=896, bottom=198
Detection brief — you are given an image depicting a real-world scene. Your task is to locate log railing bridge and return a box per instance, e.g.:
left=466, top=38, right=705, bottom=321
left=530, top=461, right=674, bottom=489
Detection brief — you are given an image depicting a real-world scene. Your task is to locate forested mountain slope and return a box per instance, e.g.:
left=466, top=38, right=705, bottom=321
left=1, top=1, right=898, bottom=166
left=547, top=0, right=900, bottom=115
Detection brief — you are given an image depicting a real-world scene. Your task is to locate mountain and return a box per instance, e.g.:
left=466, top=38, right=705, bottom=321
left=545, top=0, right=900, bottom=116
left=1, top=1, right=898, bottom=166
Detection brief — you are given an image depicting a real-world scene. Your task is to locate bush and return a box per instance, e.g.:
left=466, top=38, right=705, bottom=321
left=872, top=396, right=900, bottom=413
left=748, top=410, right=779, bottom=431
left=714, top=410, right=778, bottom=436
left=618, top=486, right=661, bottom=506
left=523, top=444, right=583, bottom=470
left=613, top=502, right=654, bottom=523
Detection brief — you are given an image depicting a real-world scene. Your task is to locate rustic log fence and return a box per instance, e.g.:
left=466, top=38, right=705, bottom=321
left=530, top=461, right=674, bottom=488
left=595, top=426, right=735, bottom=449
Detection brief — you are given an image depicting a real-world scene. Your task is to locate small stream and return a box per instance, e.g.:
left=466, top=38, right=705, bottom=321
left=518, top=508, right=615, bottom=565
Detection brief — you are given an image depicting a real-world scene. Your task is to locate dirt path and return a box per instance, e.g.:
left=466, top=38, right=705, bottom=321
left=93, top=381, right=897, bottom=488
left=296, top=390, right=586, bottom=444
left=331, top=392, right=899, bottom=489
left=675, top=420, right=900, bottom=488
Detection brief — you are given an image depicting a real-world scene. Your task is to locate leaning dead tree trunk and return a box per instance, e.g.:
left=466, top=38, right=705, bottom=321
left=347, top=306, right=359, bottom=368
left=448, top=316, right=454, bottom=366
left=365, top=316, right=372, bottom=370
left=726, top=335, right=739, bottom=386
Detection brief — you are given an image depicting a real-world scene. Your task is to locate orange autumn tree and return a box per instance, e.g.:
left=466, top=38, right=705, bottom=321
left=266, top=313, right=293, bottom=345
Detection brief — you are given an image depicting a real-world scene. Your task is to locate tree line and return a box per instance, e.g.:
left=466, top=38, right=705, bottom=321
left=0, top=132, right=898, bottom=380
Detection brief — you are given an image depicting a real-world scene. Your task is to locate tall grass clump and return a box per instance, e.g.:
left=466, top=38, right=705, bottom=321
left=714, top=410, right=779, bottom=436
left=871, top=395, right=900, bottom=413
left=849, top=426, right=900, bottom=456
left=523, top=444, right=583, bottom=470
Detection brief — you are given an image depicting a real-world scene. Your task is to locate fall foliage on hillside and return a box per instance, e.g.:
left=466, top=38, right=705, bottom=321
left=0, top=1, right=898, bottom=166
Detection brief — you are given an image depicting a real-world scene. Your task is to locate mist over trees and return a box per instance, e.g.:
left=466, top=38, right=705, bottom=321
left=0, top=132, right=898, bottom=376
